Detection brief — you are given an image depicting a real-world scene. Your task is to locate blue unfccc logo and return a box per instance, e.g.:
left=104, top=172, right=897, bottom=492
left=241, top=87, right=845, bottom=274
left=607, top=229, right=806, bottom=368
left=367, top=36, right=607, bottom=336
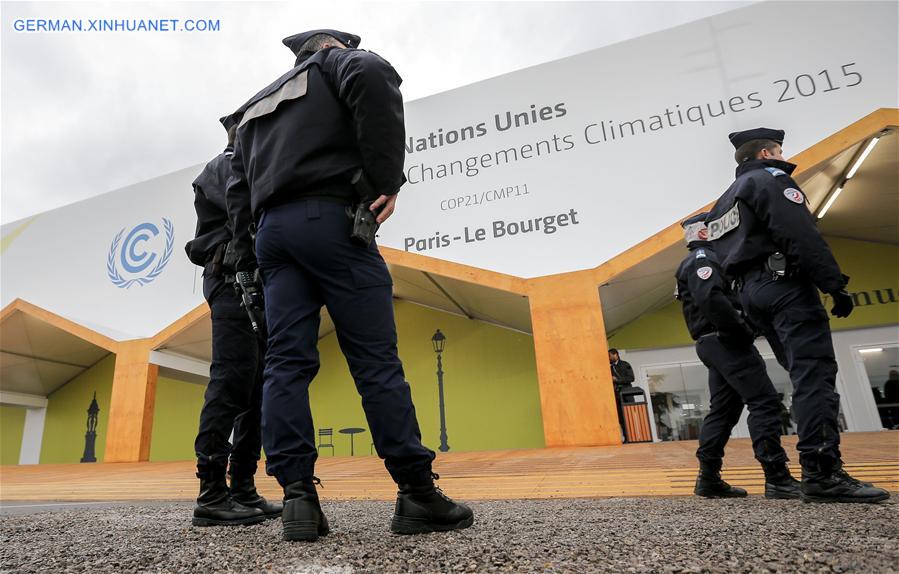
left=107, top=219, right=174, bottom=288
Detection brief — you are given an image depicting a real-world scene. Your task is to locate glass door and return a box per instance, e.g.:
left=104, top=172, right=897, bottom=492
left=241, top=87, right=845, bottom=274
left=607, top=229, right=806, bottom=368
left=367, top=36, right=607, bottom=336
left=644, top=362, right=709, bottom=442
left=859, top=344, right=899, bottom=430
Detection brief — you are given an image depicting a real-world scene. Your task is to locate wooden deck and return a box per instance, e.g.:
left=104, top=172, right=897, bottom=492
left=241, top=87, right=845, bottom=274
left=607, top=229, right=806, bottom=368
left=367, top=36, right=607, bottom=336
left=2, top=432, right=896, bottom=503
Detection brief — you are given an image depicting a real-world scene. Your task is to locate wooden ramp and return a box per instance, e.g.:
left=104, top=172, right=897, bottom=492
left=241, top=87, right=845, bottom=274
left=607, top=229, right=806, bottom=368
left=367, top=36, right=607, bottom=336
left=2, top=431, right=897, bottom=503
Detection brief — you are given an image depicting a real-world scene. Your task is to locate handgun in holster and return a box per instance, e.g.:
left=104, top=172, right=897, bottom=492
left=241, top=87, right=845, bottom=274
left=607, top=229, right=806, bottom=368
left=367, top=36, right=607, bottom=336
left=348, top=170, right=383, bottom=247
left=764, top=252, right=789, bottom=280
left=209, top=243, right=227, bottom=277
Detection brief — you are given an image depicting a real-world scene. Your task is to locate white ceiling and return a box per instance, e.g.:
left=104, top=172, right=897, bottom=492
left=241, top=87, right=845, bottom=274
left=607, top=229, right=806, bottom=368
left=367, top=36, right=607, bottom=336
left=600, top=242, right=685, bottom=335
left=156, top=263, right=533, bottom=367
left=0, top=310, right=110, bottom=396
left=801, top=130, right=899, bottom=244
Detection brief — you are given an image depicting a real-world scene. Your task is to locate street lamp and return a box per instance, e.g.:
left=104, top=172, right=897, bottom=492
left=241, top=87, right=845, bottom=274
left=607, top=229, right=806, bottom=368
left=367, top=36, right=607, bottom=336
left=431, top=329, right=450, bottom=452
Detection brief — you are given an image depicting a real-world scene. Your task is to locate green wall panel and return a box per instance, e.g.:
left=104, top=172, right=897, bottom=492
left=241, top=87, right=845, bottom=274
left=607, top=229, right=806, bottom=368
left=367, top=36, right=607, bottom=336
left=149, top=375, right=207, bottom=462
left=825, top=238, right=899, bottom=330
left=148, top=299, right=544, bottom=462
left=608, top=300, right=693, bottom=350
left=1, top=405, right=27, bottom=465
left=609, top=237, right=899, bottom=351
left=310, top=300, right=544, bottom=457
left=40, top=354, right=114, bottom=464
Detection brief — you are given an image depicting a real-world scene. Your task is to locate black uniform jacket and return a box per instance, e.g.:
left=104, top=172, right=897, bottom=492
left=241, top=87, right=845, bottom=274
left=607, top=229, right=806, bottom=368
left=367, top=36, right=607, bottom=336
left=675, top=242, right=752, bottom=341
left=184, top=148, right=233, bottom=267
left=704, top=159, right=846, bottom=294
left=610, top=360, right=635, bottom=386
left=226, top=47, right=406, bottom=270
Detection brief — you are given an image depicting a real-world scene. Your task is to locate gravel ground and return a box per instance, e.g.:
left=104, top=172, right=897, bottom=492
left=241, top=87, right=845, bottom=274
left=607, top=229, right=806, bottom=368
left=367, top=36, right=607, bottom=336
left=2, top=497, right=897, bottom=574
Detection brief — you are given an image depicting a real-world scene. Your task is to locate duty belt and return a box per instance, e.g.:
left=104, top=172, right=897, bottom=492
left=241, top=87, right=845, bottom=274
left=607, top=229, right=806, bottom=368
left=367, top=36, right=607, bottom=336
left=736, top=253, right=792, bottom=288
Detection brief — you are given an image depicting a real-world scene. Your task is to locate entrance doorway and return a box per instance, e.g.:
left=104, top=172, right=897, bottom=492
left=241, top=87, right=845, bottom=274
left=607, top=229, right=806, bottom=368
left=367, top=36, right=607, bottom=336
left=859, top=344, right=899, bottom=429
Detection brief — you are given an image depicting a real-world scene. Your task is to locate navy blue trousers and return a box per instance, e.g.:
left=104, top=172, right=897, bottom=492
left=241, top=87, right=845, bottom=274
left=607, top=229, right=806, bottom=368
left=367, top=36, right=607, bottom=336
left=255, top=200, right=435, bottom=487
left=739, top=272, right=842, bottom=468
left=694, top=335, right=788, bottom=465
left=194, top=274, right=264, bottom=478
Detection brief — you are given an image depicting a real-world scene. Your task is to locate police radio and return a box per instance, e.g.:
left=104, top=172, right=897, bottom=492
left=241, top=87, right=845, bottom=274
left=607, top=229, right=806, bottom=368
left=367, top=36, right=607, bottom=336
left=234, top=269, right=265, bottom=334
left=350, top=202, right=381, bottom=246
left=349, top=170, right=383, bottom=246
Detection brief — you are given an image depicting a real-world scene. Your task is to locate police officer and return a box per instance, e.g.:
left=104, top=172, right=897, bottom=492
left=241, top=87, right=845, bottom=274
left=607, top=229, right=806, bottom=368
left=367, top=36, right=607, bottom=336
left=225, top=29, right=473, bottom=541
left=675, top=213, right=800, bottom=499
left=185, top=118, right=282, bottom=526
left=705, top=128, right=889, bottom=503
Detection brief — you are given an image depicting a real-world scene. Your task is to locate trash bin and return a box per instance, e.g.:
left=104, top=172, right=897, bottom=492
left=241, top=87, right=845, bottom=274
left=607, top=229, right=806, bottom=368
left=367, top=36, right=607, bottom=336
left=619, top=387, right=652, bottom=443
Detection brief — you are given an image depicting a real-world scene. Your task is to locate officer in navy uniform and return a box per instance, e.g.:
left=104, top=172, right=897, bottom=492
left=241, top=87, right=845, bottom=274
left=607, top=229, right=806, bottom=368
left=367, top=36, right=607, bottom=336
left=704, top=128, right=889, bottom=503
left=675, top=213, right=800, bottom=499
left=225, top=29, right=473, bottom=541
left=185, top=117, right=282, bottom=526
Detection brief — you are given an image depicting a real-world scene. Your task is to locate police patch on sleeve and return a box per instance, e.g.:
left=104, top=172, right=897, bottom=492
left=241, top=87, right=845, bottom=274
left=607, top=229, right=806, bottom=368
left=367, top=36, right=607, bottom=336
left=765, top=167, right=788, bottom=177
left=696, top=266, right=713, bottom=280
left=783, top=188, right=805, bottom=204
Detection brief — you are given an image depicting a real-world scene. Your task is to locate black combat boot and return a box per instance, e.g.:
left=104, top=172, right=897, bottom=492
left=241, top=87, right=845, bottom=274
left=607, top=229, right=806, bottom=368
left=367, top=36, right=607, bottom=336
left=281, top=478, right=330, bottom=542
left=762, top=462, right=801, bottom=500
left=192, top=470, right=266, bottom=527
left=801, top=457, right=890, bottom=504
left=694, top=460, right=747, bottom=498
left=229, top=472, right=283, bottom=519
left=391, top=473, right=474, bottom=534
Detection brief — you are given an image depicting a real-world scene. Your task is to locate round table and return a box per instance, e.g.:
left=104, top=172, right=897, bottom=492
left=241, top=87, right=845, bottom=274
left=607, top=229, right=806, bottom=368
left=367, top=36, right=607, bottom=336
left=338, top=427, right=366, bottom=456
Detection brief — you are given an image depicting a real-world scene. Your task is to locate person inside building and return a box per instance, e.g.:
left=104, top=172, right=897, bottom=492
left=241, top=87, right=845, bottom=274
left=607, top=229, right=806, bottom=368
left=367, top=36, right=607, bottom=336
left=878, top=369, right=899, bottom=428
left=224, top=29, right=473, bottom=541
left=675, top=213, right=800, bottom=499
left=704, top=127, right=890, bottom=503
left=883, top=370, right=899, bottom=404
left=184, top=117, right=282, bottom=526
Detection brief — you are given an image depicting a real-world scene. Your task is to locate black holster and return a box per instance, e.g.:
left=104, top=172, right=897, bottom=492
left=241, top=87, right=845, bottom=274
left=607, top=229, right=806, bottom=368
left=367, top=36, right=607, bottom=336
left=764, top=252, right=789, bottom=280
left=207, top=243, right=227, bottom=277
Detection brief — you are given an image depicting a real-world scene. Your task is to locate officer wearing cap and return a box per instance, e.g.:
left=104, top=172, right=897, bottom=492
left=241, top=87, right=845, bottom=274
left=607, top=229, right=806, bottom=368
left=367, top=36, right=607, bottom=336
left=704, top=128, right=889, bottom=503
left=226, top=29, right=473, bottom=541
left=675, top=213, right=800, bottom=500
left=184, top=117, right=282, bottom=526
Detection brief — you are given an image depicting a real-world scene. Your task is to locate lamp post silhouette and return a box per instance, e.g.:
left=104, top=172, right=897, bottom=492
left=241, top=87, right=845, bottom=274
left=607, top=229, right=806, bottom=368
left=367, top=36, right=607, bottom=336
left=431, top=329, right=450, bottom=452
left=80, top=392, right=99, bottom=463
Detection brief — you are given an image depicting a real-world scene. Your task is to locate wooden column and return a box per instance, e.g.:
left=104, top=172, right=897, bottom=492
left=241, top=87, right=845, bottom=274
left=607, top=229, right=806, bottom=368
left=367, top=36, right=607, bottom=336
left=528, top=271, right=620, bottom=447
left=104, top=339, right=158, bottom=462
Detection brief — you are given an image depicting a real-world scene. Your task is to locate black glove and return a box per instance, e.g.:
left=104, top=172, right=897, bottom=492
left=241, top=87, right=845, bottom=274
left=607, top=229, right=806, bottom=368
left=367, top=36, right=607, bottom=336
left=829, top=290, right=854, bottom=318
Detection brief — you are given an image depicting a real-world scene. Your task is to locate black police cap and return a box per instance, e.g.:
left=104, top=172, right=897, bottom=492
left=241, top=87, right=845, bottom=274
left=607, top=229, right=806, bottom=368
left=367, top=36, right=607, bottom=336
left=282, top=29, right=361, bottom=56
left=728, top=128, right=785, bottom=150
left=681, top=212, right=709, bottom=228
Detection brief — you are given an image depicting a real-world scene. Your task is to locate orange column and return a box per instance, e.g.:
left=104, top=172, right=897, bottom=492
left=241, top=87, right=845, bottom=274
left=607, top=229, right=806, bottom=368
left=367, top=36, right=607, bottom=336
left=528, top=271, right=620, bottom=447
left=104, top=339, right=158, bottom=462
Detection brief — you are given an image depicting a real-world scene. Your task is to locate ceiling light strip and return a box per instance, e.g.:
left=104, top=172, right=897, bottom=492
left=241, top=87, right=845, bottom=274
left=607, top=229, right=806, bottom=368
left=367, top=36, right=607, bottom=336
left=845, top=136, right=880, bottom=179
left=816, top=186, right=843, bottom=220
left=816, top=130, right=889, bottom=219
